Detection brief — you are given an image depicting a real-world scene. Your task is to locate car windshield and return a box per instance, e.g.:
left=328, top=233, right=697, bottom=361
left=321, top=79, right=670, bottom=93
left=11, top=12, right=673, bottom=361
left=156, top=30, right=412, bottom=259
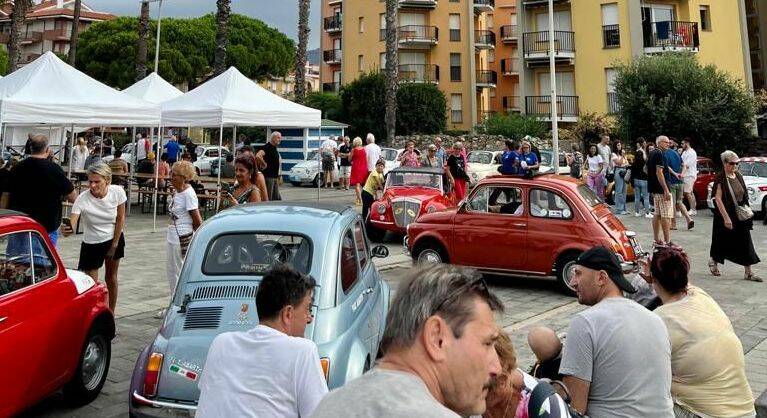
left=577, top=184, right=602, bottom=207
left=382, top=149, right=399, bottom=161
left=468, top=152, right=494, bottom=164
left=386, top=171, right=442, bottom=190
left=306, top=150, right=319, bottom=160
left=739, top=161, right=767, bottom=178
left=540, top=151, right=566, bottom=167
left=202, top=233, right=311, bottom=275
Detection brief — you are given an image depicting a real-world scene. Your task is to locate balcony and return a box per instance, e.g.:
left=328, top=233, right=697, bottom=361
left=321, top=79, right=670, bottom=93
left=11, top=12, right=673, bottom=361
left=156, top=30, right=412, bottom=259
left=643, top=21, right=699, bottom=53
left=324, top=16, right=342, bottom=34
left=502, top=96, right=521, bottom=112
left=328, top=0, right=342, bottom=5
left=473, top=0, right=494, bottom=13
left=323, top=82, right=341, bottom=93
left=43, top=27, right=69, bottom=41
left=398, top=64, right=439, bottom=84
left=476, top=70, right=497, bottom=88
left=525, top=95, right=579, bottom=122
left=500, top=25, right=518, bottom=43
left=523, top=0, right=569, bottom=8
left=398, top=25, right=439, bottom=49
left=522, top=31, right=575, bottom=64
left=475, top=30, right=496, bottom=50
left=607, top=92, right=620, bottom=114
left=500, top=58, right=520, bottom=76
left=602, top=24, right=620, bottom=48
left=323, top=49, right=342, bottom=65
left=398, top=0, right=437, bottom=9
left=20, top=31, right=42, bottom=44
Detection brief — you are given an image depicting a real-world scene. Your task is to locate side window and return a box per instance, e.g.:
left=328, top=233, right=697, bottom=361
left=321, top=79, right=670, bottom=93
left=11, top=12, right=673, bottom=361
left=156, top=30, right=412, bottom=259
left=353, top=222, right=369, bottom=270
left=30, top=233, right=56, bottom=281
left=530, top=189, right=573, bottom=219
left=467, top=186, right=489, bottom=212
left=339, top=229, right=360, bottom=294
left=467, top=186, right=523, bottom=216
left=0, top=232, right=34, bottom=297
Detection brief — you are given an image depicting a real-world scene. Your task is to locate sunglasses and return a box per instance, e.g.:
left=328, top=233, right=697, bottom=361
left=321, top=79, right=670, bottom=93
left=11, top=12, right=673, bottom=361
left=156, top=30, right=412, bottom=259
left=433, top=276, right=491, bottom=314
left=726, top=161, right=739, bottom=166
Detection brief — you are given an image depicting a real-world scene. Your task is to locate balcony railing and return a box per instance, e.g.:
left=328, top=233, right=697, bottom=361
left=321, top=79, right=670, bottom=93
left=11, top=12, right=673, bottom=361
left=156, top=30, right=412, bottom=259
left=525, top=95, right=579, bottom=119
left=476, top=70, right=498, bottom=87
left=475, top=30, right=496, bottom=49
left=323, top=49, right=342, bottom=64
left=324, top=16, right=342, bottom=33
left=398, top=64, right=439, bottom=83
left=500, top=58, right=520, bottom=75
left=607, top=92, right=620, bottom=114
left=523, top=0, right=569, bottom=8
left=43, top=27, right=69, bottom=41
left=473, top=0, right=494, bottom=12
left=323, top=82, right=341, bottom=93
left=523, top=31, right=575, bottom=58
left=380, top=25, right=439, bottom=46
left=502, top=96, right=521, bottom=111
left=602, top=24, right=620, bottom=48
left=21, top=31, right=43, bottom=43
left=398, top=0, right=438, bottom=8
left=500, top=25, right=518, bottom=42
left=642, top=21, right=699, bottom=51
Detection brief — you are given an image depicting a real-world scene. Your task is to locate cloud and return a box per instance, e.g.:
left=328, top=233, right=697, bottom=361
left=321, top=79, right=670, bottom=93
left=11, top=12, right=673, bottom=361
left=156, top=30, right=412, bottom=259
left=84, top=0, right=320, bottom=47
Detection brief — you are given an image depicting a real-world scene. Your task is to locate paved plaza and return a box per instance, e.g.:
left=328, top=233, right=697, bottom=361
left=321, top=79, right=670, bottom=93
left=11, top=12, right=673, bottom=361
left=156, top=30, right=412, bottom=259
left=20, top=184, right=767, bottom=417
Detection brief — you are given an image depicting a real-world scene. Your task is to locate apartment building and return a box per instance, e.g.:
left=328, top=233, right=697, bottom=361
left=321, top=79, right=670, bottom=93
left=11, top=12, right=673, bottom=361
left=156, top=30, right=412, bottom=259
left=0, top=0, right=114, bottom=65
left=745, top=0, right=766, bottom=91
left=260, top=64, right=321, bottom=98
left=320, top=0, right=497, bottom=131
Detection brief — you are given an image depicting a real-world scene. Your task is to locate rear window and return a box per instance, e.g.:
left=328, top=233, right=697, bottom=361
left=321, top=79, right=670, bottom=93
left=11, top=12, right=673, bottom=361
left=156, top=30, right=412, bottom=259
left=577, top=184, right=602, bottom=207
left=740, top=161, right=767, bottom=178
left=202, top=233, right=311, bottom=275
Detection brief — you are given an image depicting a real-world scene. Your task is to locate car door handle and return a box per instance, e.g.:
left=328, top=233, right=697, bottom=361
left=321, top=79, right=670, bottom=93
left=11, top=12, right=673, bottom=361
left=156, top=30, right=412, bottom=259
left=512, top=222, right=527, bottom=228
left=0, top=317, right=6, bottom=324
left=362, top=287, right=374, bottom=296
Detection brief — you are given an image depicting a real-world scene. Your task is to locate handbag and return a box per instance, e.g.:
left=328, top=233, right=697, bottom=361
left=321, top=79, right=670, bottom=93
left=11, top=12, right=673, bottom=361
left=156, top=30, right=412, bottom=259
left=170, top=191, right=195, bottom=257
left=725, top=176, right=754, bottom=221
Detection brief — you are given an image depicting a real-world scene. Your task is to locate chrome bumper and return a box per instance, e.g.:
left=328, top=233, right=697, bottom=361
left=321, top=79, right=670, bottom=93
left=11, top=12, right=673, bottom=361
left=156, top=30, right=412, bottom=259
left=132, top=390, right=197, bottom=413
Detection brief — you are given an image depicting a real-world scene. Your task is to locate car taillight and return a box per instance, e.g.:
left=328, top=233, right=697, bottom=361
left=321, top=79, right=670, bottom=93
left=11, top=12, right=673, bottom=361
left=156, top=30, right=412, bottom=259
left=320, top=358, right=330, bottom=381
left=143, top=353, right=164, bottom=397
left=759, top=186, right=767, bottom=192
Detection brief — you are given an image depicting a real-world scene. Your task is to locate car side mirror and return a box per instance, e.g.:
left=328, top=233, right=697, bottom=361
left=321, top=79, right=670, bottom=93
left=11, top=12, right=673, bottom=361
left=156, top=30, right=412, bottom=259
left=371, top=245, right=389, bottom=259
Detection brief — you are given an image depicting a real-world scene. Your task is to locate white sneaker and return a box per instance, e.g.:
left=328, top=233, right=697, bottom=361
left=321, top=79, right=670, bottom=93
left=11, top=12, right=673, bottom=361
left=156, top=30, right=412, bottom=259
left=635, top=212, right=641, bottom=218
left=645, top=213, right=654, bottom=219
left=689, top=209, right=697, bottom=216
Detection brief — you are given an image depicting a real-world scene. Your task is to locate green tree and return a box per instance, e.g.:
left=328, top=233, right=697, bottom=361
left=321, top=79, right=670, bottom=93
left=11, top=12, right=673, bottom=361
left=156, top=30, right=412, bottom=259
left=339, top=72, right=387, bottom=142
left=0, top=48, right=9, bottom=76
left=305, top=92, right=343, bottom=121
left=481, top=113, right=547, bottom=140
left=396, top=83, right=446, bottom=135
left=615, top=53, right=757, bottom=157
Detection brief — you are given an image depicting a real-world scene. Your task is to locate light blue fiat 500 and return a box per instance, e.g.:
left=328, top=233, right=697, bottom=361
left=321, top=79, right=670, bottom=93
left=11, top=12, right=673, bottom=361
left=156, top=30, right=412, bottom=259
left=129, top=202, right=390, bottom=416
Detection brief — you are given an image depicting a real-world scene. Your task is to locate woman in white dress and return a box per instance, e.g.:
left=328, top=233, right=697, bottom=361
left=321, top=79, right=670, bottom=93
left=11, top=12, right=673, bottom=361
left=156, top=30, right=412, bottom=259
left=71, top=137, right=89, bottom=172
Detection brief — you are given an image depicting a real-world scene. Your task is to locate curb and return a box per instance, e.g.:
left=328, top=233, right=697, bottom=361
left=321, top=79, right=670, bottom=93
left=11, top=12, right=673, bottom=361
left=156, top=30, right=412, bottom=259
left=757, top=390, right=767, bottom=418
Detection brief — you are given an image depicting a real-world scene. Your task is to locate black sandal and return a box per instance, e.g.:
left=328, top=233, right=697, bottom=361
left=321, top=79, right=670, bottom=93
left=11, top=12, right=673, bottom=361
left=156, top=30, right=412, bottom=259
left=708, top=260, right=721, bottom=276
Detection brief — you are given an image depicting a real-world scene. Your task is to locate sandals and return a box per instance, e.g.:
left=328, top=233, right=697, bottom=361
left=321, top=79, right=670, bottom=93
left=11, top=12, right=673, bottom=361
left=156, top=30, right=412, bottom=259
left=708, top=260, right=721, bottom=276
left=745, top=274, right=763, bottom=282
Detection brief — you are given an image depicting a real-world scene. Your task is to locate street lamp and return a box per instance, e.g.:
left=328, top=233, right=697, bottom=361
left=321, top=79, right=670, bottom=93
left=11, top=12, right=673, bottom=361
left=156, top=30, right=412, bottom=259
left=548, top=0, right=559, bottom=174
left=142, top=0, right=165, bottom=74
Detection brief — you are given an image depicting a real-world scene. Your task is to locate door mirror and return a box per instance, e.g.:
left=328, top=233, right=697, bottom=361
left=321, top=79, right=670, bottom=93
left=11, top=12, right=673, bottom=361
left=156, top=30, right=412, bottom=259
left=371, top=245, right=389, bottom=259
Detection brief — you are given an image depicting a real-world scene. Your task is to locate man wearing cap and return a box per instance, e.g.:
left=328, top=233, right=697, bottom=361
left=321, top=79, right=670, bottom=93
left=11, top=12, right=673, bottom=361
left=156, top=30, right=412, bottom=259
left=559, top=246, right=673, bottom=418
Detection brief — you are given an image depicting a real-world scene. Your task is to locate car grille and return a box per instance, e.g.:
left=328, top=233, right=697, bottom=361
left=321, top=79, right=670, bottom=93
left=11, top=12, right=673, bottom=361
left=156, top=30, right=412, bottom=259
left=183, top=306, right=223, bottom=330
left=191, top=285, right=256, bottom=301
left=392, top=199, right=421, bottom=228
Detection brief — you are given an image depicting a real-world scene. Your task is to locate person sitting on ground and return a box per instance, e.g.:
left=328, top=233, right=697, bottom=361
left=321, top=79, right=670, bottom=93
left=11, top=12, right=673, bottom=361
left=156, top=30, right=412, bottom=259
left=196, top=264, right=328, bottom=417
left=483, top=332, right=526, bottom=418
left=311, top=265, right=504, bottom=418
left=527, top=326, right=564, bottom=382
left=220, top=154, right=236, bottom=179
left=642, top=246, right=756, bottom=418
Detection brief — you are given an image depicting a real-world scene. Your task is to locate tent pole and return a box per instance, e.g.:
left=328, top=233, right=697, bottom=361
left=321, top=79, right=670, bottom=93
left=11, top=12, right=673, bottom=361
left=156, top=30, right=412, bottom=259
left=99, top=126, right=105, bottom=157
left=67, top=124, right=75, bottom=177
left=232, top=126, right=237, bottom=153
left=58, top=125, right=65, bottom=166
left=317, top=126, right=321, bottom=202
left=152, top=125, right=163, bottom=232
left=48, top=126, right=53, bottom=158
left=128, top=126, right=137, bottom=216
left=1, top=123, right=6, bottom=160
left=216, top=123, right=224, bottom=212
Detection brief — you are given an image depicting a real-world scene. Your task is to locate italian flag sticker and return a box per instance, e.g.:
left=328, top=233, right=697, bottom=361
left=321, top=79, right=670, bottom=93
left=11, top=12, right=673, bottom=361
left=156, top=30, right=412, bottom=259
left=169, top=364, right=198, bottom=382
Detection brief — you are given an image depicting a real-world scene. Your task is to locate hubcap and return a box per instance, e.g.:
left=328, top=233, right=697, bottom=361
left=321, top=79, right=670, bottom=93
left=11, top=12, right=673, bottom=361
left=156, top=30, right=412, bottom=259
left=418, top=249, right=442, bottom=264
left=81, top=335, right=107, bottom=391
left=563, top=261, right=578, bottom=292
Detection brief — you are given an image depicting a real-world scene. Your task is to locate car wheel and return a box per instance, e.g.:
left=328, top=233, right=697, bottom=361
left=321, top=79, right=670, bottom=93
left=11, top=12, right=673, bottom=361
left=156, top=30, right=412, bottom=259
left=415, top=242, right=448, bottom=264
left=312, top=174, right=320, bottom=187
left=63, top=325, right=111, bottom=406
left=555, top=252, right=580, bottom=296
left=761, top=197, right=767, bottom=221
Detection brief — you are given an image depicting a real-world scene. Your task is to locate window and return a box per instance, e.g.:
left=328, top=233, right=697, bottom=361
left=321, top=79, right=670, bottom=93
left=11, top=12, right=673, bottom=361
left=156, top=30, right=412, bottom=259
left=450, top=94, right=463, bottom=123
left=487, top=14, right=494, bottom=29
left=449, top=14, right=461, bottom=41
left=358, top=16, right=364, bottom=33
left=0, top=232, right=57, bottom=297
left=487, top=49, right=495, bottom=63
left=358, top=54, right=364, bottom=72
left=450, top=53, right=461, bottom=82
left=601, top=3, right=620, bottom=48
left=380, top=52, right=386, bottom=69
left=353, top=222, right=369, bottom=270
left=489, top=88, right=496, bottom=98
left=468, top=186, right=524, bottom=216
left=699, top=5, right=711, bottom=31
left=339, top=229, right=359, bottom=293
left=530, top=189, right=573, bottom=219
left=202, top=233, right=312, bottom=275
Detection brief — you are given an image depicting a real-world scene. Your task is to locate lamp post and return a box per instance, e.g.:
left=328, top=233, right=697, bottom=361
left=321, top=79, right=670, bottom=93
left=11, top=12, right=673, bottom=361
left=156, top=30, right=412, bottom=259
left=143, top=0, right=165, bottom=74
left=548, top=0, right=560, bottom=174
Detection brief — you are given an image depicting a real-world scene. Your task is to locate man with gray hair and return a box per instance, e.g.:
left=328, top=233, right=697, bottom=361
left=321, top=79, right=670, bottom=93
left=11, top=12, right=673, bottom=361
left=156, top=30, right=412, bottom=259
left=364, top=133, right=382, bottom=172
left=256, top=131, right=283, bottom=200
left=310, top=265, right=504, bottom=418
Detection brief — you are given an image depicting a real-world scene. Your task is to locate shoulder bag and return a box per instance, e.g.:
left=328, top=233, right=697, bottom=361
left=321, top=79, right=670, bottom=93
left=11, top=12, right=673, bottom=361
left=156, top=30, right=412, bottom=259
left=725, top=177, right=754, bottom=221
left=170, top=191, right=194, bottom=257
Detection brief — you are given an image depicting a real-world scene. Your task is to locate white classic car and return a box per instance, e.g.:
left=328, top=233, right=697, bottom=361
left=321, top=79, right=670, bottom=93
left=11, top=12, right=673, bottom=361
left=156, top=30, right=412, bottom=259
left=288, top=150, right=339, bottom=187
left=707, top=156, right=767, bottom=217
left=194, top=145, right=231, bottom=176
left=539, top=149, right=571, bottom=175
left=467, top=150, right=503, bottom=185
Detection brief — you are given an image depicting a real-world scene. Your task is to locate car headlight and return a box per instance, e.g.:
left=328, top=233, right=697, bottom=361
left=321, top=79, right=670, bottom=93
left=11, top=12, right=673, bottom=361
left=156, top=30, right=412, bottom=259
left=377, top=204, right=386, bottom=215
left=426, top=205, right=437, bottom=213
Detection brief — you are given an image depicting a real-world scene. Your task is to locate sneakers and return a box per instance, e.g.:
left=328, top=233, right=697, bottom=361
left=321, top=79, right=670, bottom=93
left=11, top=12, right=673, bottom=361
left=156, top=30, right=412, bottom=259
left=618, top=211, right=630, bottom=215
left=689, top=209, right=697, bottom=216
left=634, top=212, right=641, bottom=218
left=645, top=213, right=654, bottom=219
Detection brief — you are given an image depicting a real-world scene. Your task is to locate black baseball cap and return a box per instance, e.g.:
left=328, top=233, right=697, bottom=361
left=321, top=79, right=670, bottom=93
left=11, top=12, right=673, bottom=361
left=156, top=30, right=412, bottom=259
left=576, top=246, right=636, bottom=294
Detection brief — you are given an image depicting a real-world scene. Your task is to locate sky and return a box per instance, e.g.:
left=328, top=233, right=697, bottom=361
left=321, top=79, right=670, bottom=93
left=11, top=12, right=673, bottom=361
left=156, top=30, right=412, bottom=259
left=83, top=0, right=321, bottom=48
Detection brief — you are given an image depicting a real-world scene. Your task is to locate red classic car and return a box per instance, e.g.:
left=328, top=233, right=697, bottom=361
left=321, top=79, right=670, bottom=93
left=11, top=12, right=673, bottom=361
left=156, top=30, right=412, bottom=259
left=367, top=166, right=457, bottom=241
left=0, top=210, right=115, bottom=416
left=692, top=157, right=716, bottom=208
left=404, top=174, right=644, bottom=293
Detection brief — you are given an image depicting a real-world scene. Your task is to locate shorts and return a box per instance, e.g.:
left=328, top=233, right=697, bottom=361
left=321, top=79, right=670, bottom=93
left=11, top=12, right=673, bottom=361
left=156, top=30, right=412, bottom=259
left=339, top=165, right=351, bottom=177
left=652, top=194, right=674, bottom=219
left=321, top=158, right=335, bottom=172
left=682, top=177, right=695, bottom=193
left=78, top=234, right=125, bottom=271
left=670, top=183, right=684, bottom=204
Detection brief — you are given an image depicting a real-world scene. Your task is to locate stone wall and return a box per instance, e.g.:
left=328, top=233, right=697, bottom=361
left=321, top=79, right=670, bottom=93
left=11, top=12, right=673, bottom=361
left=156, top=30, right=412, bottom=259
left=391, top=134, right=555, bottom=151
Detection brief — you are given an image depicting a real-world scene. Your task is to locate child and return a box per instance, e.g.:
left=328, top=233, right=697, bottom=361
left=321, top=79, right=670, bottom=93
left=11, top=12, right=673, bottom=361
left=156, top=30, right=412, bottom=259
left=527, top=326, right=564, bottom=381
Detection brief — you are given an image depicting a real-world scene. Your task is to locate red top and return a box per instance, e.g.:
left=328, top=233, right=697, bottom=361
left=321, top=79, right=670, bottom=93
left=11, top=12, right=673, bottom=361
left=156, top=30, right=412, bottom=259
left=350, top=147, right=368, bottom=185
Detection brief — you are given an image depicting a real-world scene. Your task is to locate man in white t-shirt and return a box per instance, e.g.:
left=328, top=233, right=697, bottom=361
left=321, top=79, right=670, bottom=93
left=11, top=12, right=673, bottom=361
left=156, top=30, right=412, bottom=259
left=320, top=136, right=339, bottom=188
left=136, top=133, right=149, bottom=162
left=596, top=135, right=612, bottom=176
left=364, top=133, right=382, bottom=172
left=196, top=265, right=327, bottom=418
left=680, top=138, right=698, bottom=216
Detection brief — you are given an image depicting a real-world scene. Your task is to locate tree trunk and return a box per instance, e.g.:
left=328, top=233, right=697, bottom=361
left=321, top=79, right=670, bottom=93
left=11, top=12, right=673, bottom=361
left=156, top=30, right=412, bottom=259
left=384, top=0, right=398, bottom=144
left=67, top=0, right=82, bottom=65
left=213, top=0, right=231, bottom=76
left=136, top=0, right=150, bottom=80
left=294, top=0, right=310, bottom=104
left=8, top=0, right=29, bottom=72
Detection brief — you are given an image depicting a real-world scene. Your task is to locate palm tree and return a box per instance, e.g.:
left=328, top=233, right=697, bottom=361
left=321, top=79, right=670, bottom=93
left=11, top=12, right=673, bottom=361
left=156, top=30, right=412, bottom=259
left=8, top=0, right=31, bottom=72
left=136, top=0, right=150, bottom=80
left=384, top=0, right=398, bottom=144
left=293, top=0, right=310, bottom=104
left=213, top=0, right=231, bottom=76
left=67, top=0, right=82, bottom=65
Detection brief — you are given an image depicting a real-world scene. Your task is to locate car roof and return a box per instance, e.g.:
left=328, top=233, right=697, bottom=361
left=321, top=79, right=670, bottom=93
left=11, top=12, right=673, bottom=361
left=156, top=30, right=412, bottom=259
left=0, top=210, right=43, bottom=230
left=481, top=173, right=582, bottom=189
left=390, top=166, right=444, bottom=175
left=741, top=157, right=767, bottom=163
left=0, top=209, right=27, bottom=217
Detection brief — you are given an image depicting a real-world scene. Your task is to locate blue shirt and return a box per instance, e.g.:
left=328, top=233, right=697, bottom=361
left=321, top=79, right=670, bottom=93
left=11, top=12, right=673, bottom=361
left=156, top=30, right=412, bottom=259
left=520, top=152, right=538, bottom=175
left=164, top=141, right=182, bottom=162
left=435, top=148, right=445, bottom=167
left=664, top=149, right=682, bottom=184
left=500, top=150, right=519, bottom=175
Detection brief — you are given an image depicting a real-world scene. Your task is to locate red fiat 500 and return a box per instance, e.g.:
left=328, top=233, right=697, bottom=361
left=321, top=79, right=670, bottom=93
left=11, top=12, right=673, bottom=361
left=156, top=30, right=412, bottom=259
left=367, top=166, right=457, bottom=241
left=692, top=157, right=717, bottom=208
left=0, top=210, right=115, bottom=416
left=405, top=174, right=644, bottom=293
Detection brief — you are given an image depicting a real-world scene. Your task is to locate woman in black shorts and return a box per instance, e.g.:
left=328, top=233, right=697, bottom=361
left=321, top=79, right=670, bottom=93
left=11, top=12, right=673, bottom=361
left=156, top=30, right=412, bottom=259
left=63, top=162, right=126, bottom=312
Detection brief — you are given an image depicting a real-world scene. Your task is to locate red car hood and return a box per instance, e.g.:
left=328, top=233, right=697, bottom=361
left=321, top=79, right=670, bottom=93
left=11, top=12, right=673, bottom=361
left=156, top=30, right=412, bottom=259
left=383, top=186, right=443, bottom=202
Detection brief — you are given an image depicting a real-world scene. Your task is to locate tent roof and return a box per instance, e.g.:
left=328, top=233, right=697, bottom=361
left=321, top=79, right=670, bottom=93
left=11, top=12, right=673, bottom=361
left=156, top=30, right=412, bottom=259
left=0, top=52, right=160, bottom=126
left=123, top=72, right=183, bottom=105
left=161, top=67, right=321, bottom=128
